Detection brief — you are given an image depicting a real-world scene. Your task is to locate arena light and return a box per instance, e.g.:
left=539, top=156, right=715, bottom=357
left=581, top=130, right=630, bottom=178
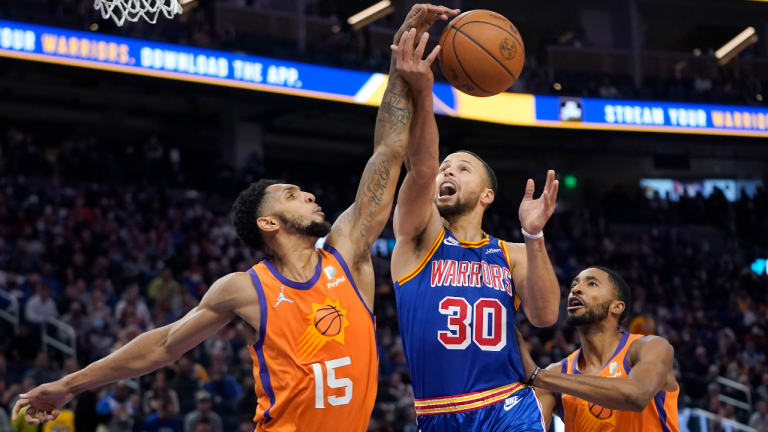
left=715, top=27, right=758, bottom=65
left=347, top=1, right=393, bottom=30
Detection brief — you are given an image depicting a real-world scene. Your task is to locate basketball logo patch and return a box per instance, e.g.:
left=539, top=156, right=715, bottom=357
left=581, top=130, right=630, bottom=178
left=588, top=402, right=613, bottom=421
left=297, top=297, right=350, bottom=361
left=499, top=38, right=516, bottom=60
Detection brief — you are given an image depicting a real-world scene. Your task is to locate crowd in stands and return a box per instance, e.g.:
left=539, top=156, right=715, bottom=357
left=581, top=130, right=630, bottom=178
left=1, top=0, right=765, bottom=107
left=0, top=126, right=768, bottom=432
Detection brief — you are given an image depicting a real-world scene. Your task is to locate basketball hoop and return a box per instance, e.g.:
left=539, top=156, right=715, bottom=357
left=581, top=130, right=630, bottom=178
left=94, top=0, right=183, bottom=26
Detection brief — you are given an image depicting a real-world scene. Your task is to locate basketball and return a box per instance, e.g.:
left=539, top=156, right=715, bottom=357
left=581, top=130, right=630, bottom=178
left=588, top=402, right=613, bottom=420
left=438, top=10, right=525, bottom=97
left=314, top=305, right=344, bottom=337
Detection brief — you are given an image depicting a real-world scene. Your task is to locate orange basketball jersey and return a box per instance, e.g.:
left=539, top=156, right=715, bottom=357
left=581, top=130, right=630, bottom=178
left=557, top=333, right=679, bottom=432
left=246, top=245, right=378, bottom=432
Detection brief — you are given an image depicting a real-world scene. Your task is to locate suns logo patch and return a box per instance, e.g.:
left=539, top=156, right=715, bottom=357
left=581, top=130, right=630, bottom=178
left=297, top=297, right=351, bottom=361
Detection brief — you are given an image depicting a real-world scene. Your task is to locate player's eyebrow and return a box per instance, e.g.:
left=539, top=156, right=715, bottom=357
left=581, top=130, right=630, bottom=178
left=584, top=275, right=600, bottom=282
left=282, top=185, right=298, bottom=194
left=459, top=159, right=474, bottom=166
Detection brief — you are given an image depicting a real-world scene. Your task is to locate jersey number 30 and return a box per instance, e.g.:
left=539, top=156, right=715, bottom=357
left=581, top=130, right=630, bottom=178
left=438, top=297, right=507, bottom=351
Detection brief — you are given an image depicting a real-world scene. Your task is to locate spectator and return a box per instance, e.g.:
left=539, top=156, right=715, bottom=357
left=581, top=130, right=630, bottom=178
left=115, top=284, right=152, bottom=329
left=144, top=370, right=180, bottom=415
left=95, top=382, right=136, bottom=432
left=23, top=353, right=59, bottom=385
left=751, top=401, right=768, bottom=431
left=235, top=377, right=257, bottom=421
left=757, top=372, right=768, bottom=403
left=24, top=285, right=58, bottom=325
left=170, top=356, right=201, bottom=416
left=183, top=391, right=224, bottom=432
left=0, top=406, right=9, bottom=431
left=203, top=368, right=243, bottom=430
left=148, top=268, right=183, bottom=305
left=60, top=301, right=89, bottom=338
left=194, top=418, right=213, bottom=432
left=144, top=398, right=183, bottom=432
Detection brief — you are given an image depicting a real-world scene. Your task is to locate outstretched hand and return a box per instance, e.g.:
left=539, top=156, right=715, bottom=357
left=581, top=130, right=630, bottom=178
left=392, top=29, right=440, bottom=96
left=393, top=4, right=459, bottom=45
left=12, top=381, right=74, bottom=425
left=518, top=170, right=559, bottom=236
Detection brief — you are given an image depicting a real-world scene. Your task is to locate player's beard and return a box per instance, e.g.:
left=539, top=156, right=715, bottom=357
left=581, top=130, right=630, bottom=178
left=566, top=298, right=612, bottom=327
left=436, top=190, right=480, bottom=221
left=276, top=213, right=332, bottom=239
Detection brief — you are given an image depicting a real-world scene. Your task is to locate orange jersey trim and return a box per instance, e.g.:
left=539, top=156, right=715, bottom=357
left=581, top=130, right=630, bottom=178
left=397, top=227, right=445, bottom=285
left=414, top=382, right=526, bottom=416
left=499, top=240, right=521, bottom=310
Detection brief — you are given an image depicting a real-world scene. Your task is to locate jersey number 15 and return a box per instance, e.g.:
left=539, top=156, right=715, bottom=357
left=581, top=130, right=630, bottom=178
left=438, top=297, right=507, bottom=351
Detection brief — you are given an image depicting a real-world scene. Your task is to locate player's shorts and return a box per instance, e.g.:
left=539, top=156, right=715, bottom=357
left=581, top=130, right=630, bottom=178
left=415, top=386, right=546, bottom=432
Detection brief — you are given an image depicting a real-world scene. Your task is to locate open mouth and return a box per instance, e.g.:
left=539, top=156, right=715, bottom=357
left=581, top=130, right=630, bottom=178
left=567, top=296, right=585, bottom=311
left=314, top=207, right=324, bottom=216
left=438, top=181, right=458, bottom=200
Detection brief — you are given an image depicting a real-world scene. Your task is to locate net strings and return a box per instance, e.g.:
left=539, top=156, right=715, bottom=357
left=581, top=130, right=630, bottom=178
left=94, top=0, right=183, bottom=26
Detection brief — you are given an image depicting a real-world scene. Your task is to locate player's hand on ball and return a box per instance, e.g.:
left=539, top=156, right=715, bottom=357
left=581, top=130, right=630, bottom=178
left=12, top=381, right=73, bottom=424
left=515, top=327, right=539, bottom=382
left=518, top=170, right=559, bottom=236
left=394, top=4, right=459, bottom=45
left=392, top=29, right=440, bottom=95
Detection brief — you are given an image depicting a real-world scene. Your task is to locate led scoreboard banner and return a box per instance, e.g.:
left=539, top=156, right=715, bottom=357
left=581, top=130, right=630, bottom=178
left=1, top=19, right=768, bottom=137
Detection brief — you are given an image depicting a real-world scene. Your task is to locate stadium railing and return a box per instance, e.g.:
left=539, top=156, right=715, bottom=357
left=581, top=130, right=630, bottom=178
left=717, top=376, right=753, bottom=414
left=42, top=317, right=76, bottom=360
left=679, top=408, right=757, bottom=432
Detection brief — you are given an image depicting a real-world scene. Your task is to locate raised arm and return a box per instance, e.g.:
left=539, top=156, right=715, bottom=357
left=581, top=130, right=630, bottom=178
left=12, top=273, right=254, bottom=424
left=391, top=9, right=457, bottom=280
left=325, top=5, right=456, bottom=306
left=517, top=330, right=676, bottom=412
left=507, top=170, right=560, bottom=327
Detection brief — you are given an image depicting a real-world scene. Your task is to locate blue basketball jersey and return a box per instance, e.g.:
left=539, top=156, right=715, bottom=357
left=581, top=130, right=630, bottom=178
left=394, top=227, right=525, bottom=400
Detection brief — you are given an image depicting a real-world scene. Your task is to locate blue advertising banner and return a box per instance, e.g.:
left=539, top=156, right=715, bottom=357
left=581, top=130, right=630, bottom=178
left=535, top=96, right=768, bottom=137
left=1, top=18, right=767, bottom=137
left=0, top=19, right=376, bottom=103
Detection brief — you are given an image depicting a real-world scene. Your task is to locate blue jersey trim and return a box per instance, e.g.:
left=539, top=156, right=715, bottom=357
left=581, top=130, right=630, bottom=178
left=247, top=268, right=276, bottom=422
left=263, top=254, right=322, bottom=290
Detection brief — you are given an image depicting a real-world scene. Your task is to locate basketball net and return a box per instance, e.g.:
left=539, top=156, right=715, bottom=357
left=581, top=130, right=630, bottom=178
left=94, top=0, right=183, bottom=26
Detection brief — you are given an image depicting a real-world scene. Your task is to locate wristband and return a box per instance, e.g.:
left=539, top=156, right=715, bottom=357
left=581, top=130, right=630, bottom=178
left=521, top=228, right=544, bottom=240
left=526, top=366, right=541, bottom=386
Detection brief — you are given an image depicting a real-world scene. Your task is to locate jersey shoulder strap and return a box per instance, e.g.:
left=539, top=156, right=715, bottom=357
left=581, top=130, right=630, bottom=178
left=397, top=227, right=446, bottom=285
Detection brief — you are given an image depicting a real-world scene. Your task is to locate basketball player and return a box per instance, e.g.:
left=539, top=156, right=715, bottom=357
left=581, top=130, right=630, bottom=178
left=389, top=24, right=561, bottom=432
left=11, top=5, right=459, bottom=431
left=517, top=267, right=679, bottom=432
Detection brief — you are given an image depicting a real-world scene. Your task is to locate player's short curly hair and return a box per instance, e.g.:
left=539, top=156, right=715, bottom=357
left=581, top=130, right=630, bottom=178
left=589, top=266, right=632, bottom=324
left=232, top=179, right=280, bottom=251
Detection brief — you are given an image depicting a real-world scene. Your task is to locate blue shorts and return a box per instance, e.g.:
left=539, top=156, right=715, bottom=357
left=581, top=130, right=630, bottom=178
left=416, top=387, right=546, bottom=432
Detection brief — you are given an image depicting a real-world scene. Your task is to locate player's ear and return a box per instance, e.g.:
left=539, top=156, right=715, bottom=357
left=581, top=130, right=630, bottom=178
left=257, top=215, right=280, bottom=233
left=612, top=300, right=625, bottom=318
left=480, top=188, right=495, bottom=206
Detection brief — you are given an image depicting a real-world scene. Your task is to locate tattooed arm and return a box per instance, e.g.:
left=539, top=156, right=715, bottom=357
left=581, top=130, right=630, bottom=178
left=324, top=5, right=454, bottom=311
left=390, top=20, right=455, bottom=284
